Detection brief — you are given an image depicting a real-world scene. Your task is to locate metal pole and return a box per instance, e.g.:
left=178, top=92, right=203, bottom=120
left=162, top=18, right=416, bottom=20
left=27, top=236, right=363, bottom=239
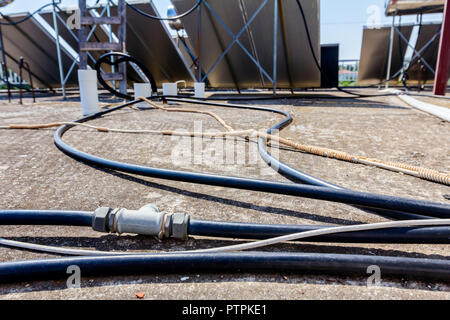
left=78, top=0, right=87, bottom=70
left=385, top=15, right=395, bottom=89
left=106, top=0, right=116, bottom=89
left=433, top=0, right=450, bottom=95
left=52, top=2, right=66, bottom=99
left=395, top=25, right=435, bottom=74
left=19, top=57, right=23, bottom=104
left=197, top=3, right=202, bottom=82
left=118, top=0, right=127, bottom=96
left=0, top=25, right=11, bottom=102
left=25, top=62, right=35, bottom=103
left=273, top=0, right=278, bottom=95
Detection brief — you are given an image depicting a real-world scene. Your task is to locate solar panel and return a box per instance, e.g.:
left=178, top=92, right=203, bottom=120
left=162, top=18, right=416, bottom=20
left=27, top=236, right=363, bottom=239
left=407, top=23, right=442, bottom=82
left=172, top=0, right=321, bottom=89
left=111, top=0, right=196, bottom=86
left=357, top=25, right=413, bottom=85
left=41, top=1, right=195, bottom=87
left=0, top=13, right=78, bottom=89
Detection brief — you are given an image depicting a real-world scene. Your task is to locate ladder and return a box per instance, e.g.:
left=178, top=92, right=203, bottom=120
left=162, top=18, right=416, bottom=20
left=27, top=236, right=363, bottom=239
left=78, top=0, right=127, bottom=95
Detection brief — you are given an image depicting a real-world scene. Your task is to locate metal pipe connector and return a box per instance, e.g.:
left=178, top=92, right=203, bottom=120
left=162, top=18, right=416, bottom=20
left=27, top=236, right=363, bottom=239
left=92, top=204, right=190, bottom=239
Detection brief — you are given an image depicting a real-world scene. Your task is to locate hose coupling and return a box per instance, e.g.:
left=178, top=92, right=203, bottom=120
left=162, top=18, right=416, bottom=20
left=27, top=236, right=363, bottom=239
left=92, top=204, right=190, bottom=240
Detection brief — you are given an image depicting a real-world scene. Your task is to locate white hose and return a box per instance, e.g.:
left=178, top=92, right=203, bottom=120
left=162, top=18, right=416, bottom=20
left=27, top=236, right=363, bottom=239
left=1, top=218, right=449, bottom=256
left=385, top=89, right=450, bottom=122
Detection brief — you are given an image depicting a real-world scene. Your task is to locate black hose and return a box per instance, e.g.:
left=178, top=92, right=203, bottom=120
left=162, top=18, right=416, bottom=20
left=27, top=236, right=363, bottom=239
left=164, top=97, right=433, bottom=221
left=1, top=252, right=449, bottom=283
left=94, top=52, right=158, bottom=100
left=1, top=210, right=449, bottom=244
left=53, top=97, right=450, bottom=219
left=189, top=219, right=450, bottom=244
left=0, top=2, right=57, bottom=26
left=0, top=210, right=92, bottom=227
left=127, top=0, right=202, bottom=21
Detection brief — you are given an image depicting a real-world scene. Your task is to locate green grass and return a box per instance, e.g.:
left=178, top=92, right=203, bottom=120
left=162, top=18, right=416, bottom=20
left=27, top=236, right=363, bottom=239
left=338, top=81, right=357, bottom=87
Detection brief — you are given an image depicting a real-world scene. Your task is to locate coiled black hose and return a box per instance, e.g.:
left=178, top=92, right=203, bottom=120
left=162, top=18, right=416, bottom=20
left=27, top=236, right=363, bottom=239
left=54, top=96, right=450, bottom=219
left=163, top=98, right=436, bottom=220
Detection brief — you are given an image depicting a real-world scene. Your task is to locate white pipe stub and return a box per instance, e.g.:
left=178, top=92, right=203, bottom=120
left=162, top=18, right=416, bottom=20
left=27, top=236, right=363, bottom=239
left=78, top=69, right=99, bottom=116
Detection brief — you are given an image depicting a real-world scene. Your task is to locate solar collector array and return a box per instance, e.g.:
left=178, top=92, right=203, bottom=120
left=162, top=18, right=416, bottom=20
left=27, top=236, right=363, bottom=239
left=172, top=0, right=321, bottom=89
left=0, top=13, right=78, bottom=89
left=357, top=25, right=413, bottom=85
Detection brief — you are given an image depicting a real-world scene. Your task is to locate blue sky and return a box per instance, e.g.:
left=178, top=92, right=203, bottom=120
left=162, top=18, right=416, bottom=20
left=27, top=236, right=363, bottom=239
left=0, top=0, right=443, bottom=60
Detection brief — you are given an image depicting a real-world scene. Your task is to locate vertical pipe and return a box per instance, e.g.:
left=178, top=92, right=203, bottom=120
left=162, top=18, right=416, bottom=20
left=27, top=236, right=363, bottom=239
left=26, top=62, right=35, bottom=103
left=433, top=0, right=450, bottom=95
left=273, top=0, right=278, bottom=95
left=53, top=3, right=66, bottom=100
left=19, top=57, right=23, bottom=105
left=0, top=25, right=11, bottom=102
left=118, top=0, right=127, bottom=97
left=106, top=0, right=115, bottom=89
left=78, top=0, right=87, bottom=70
left=385, top=16, right=395, bottom=89
left=277, top=0, right=294, bottom=93
left=197, top=3, right=202, bottom=82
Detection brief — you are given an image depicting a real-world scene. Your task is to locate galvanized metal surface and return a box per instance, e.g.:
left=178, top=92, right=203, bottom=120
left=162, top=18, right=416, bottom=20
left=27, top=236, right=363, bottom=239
left=386, top=0, right=445, bottom=16
left=357, top=25, right=413, bottom=85
left=172, top=0, right=320, bottom=89
left=0, top=14, right=78, bottom=88
left=407, top=23, right=442, bottom=82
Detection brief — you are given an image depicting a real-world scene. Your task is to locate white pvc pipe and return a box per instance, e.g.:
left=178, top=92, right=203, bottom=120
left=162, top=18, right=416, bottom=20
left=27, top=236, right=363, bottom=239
left=78, top=69, right=99, bottom=116
left=194, top=82, right=205, bottom=98
left=134, top=83, right=152, bottom=108
left=162, top=83, right=178, bottom=96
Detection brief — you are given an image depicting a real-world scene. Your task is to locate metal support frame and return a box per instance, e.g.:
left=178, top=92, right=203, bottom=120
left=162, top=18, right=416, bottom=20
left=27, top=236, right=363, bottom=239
left=47, top=0, right=128, bottom=99
left=198, top=0, right=279, bottom=94
left=78, top=0, right=127, bottom=95
left=0, top=13, right=59, bottom=98
left=52, top=2, right=66, bottom=99
left=433, top=0, right=450, bottom=95
left=117, top=0, right=127, bottom=95
left=238, top=0, right=266, bottom=87
left=0, top=24, right=11, bottom=102
left=50, top=1, right=110, bottom=99
left=19, top=57, right=35, bottom=104
left=395, top=25, right=436, bottom=74
left=385, top=16, right=395, bottom=88
left=385, top=18, right=441, bottom=88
